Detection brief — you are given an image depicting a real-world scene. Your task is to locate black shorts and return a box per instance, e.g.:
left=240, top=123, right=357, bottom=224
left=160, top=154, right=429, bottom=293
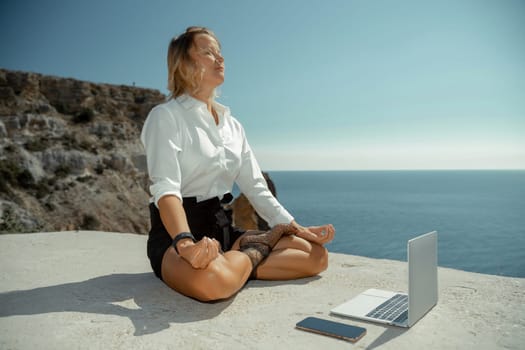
left=146, top=195, right=245, bottom=281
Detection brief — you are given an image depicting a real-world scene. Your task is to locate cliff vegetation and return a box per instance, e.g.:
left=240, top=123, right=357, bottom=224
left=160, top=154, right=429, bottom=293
left=0, top=68, right=165, bottom=233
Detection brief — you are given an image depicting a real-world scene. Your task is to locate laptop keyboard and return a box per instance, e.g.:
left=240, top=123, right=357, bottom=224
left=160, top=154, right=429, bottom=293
left=366, top=294, right=408, bottom=322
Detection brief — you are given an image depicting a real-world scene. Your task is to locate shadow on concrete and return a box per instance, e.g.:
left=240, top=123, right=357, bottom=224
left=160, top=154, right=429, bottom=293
left=244, top=275, right=322, bottom=289
left=365, top=326, right=407, bottom=349
left=0, top=272, right=324, bottom=336
left=330, top=314, right=408, bottom=349
left=0, top=273, right=235, bottom=336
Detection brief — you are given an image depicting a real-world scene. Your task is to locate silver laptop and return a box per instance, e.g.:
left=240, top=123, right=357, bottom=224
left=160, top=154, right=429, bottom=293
left=331, top=231, right=438, bottom=328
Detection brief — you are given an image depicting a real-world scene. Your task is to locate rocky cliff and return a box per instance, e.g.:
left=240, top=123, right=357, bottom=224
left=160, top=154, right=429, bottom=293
left=0, top=68, right=166, bottom=233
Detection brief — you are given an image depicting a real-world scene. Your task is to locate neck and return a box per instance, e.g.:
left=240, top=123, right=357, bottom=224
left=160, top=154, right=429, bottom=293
left=191, top=87, right=215, bottom=109
left=190, top=88, right=219, bottom=124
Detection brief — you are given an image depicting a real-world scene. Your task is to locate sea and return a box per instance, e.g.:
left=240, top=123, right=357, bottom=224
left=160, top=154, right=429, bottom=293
left=247, top=170, right=525, bottom=278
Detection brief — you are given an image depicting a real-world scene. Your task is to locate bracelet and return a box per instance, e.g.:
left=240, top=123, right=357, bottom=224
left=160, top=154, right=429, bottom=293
left=172, top=232, right=196, bottom=254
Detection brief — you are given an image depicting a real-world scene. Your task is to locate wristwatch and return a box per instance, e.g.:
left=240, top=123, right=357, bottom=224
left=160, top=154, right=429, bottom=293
left=172, top=232, right=196, bottom=254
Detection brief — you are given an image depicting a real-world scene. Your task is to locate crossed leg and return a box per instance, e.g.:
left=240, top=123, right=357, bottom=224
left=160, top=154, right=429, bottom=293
left=161, top=247, right=252, bottom=302
left=161, top=232, right=328, bottom=302
left=233, top=234, right=329, bottom=280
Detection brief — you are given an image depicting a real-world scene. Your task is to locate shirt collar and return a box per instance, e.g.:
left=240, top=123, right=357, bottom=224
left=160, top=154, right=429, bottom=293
left=176, top=94, right=230, bottom=117
left=176, top=94, right=204, bottom=110
left=213, top=100, right=229, bottom=117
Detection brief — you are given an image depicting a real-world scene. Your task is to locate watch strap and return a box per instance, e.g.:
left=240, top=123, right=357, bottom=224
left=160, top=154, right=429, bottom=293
left=172, top=232, right=196, bottom=254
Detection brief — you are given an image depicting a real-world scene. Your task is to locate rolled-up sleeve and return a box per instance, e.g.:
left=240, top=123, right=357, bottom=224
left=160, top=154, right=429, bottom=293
left=235, top=127, right=294, bottom=227
left=140, top=105, right=183, bottom=207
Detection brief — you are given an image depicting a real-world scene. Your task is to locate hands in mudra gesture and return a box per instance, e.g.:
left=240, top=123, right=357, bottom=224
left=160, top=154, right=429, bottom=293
left=291, top=223, right=336, bottom=246
left=177, top=236, right=222, bottom=269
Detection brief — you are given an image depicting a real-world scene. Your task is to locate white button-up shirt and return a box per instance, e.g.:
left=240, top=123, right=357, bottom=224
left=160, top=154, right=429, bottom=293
left=140, top=94, right=294, bottom=227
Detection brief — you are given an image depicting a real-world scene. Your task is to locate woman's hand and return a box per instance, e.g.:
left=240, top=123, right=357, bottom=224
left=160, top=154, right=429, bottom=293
left=177, top=237, right=221, bottom=269
left=291, top=221, right=335, bottom=245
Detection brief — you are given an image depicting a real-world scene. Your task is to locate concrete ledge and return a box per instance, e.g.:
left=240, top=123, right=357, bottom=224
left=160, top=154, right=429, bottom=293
left=1, top=231, right=523, bottom=349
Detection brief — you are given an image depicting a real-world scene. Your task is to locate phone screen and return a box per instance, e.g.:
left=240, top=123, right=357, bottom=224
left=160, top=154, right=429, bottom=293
left=295, top=317, right=366, bottom=343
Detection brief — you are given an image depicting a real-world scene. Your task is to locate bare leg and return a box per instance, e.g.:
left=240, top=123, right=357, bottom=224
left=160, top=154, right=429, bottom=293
left=256, top=235, right=329, bottom=280
left=232, top=234, right=329, bottom=280
left=160, top=225, right=299, bottom=302
left=161, top=247, right=252, bottom=302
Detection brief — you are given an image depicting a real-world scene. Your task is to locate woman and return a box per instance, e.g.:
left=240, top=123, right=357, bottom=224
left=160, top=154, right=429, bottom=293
left=141, top=27, right=335, bottom=302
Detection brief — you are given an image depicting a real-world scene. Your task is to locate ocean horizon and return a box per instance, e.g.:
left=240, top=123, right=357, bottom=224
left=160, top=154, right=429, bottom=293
left=244, top=169, right=525, bottom=278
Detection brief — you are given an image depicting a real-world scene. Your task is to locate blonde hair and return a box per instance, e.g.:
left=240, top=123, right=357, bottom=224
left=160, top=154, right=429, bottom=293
left=167, top=26, right=221, bottom=99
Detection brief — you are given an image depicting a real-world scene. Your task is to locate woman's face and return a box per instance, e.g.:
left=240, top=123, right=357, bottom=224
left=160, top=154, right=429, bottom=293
left=190, top=34, right=224, bottom=89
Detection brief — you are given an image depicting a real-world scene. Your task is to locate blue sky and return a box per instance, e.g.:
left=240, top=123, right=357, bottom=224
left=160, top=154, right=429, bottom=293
left=1, top=0, right=524, bottom=170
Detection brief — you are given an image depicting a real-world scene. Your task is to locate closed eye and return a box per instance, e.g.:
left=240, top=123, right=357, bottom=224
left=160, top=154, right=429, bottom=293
left=200, top=48, right=222, bottom=59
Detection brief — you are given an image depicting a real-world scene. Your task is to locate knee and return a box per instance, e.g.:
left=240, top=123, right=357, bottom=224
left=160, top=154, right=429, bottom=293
left=190, top=264, right=240, bottom=302
left=308, top=244, right=329, bottom=275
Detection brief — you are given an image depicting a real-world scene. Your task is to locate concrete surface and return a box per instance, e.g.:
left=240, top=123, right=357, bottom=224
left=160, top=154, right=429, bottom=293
left=1, top=231, right=523, bottom=349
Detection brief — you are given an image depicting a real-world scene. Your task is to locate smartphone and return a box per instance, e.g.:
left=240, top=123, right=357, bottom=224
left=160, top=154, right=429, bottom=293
left=295, top=317, right=366, bottom=343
